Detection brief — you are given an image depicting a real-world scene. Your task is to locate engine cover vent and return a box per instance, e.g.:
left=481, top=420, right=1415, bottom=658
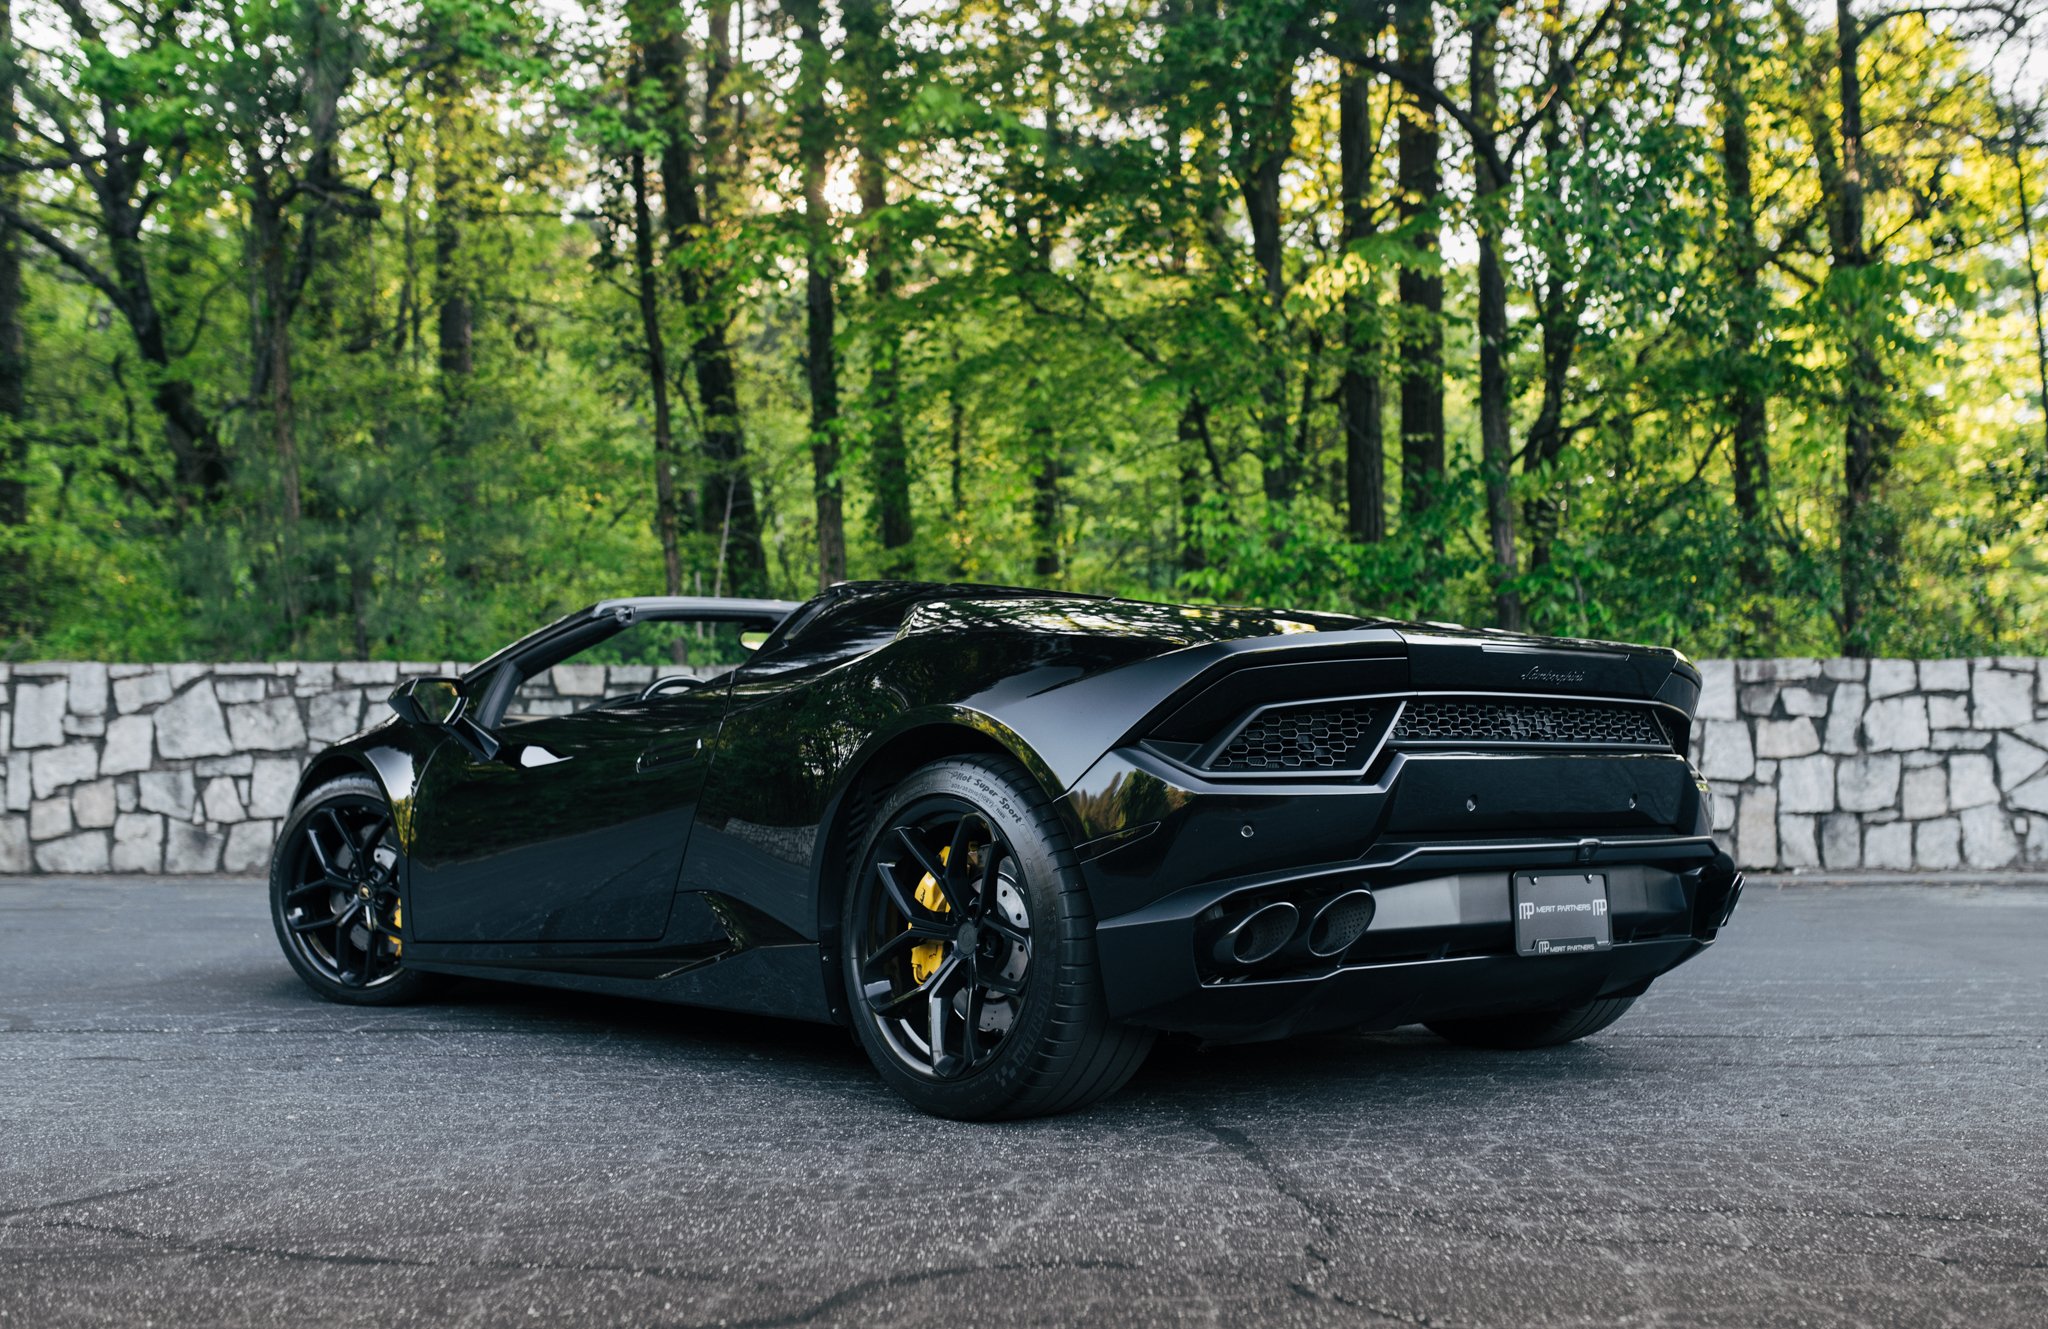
left=1391, top=697, right=1669, bottom=749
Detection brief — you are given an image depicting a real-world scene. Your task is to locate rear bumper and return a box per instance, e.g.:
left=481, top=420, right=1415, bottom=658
left=1091, top=835, right=1739, bottom=1042
left=1065, top=731, right=1739, bottom=1042
left=1104, top=938, right=1704, bottom=1043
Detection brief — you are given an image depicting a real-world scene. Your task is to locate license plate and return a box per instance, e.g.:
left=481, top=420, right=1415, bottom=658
left=1513, top=873, right=1612, bottom=957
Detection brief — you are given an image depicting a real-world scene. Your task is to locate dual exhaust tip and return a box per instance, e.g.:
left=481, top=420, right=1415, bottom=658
left=1208, top=888, right=1376, bottom=971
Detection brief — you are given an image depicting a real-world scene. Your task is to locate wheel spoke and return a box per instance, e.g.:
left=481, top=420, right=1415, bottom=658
left=354, top=914, right=378, bottom=983
left=895, top=826, right=965, bottom=915
left=981, top=914, right=1028, bottom=948
left=960, top=981, right=983, bottom=1066
left=925, top=955, right=962, bottom=1076
left=947, top=815, right=983, bottom=903
left=303, top=825, right=334, bottom=876
left=875, top=861, right=946, bottom=928
left=863, top=978, right=904, bottom=1015
left=362, top=819, right=396, bottom=883
left=860, top=929, right=921, bottom=980
left=321, top=808, right=361, bottom=868
left=978, top=841, right=1006, bottom=911
left=287, top=909, right=333, bottom=934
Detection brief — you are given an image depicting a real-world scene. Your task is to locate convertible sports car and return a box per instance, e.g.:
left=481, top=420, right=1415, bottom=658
left=270, top=581, right=1743, bottom=1118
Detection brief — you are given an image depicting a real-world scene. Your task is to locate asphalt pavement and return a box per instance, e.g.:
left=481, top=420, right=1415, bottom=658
left=1, top=875, right=2044, bottom=1328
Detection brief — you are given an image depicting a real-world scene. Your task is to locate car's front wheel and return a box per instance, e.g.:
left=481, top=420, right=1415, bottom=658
left=842, top=755, right=1154, bottom=1119
left=270, top=774, right=436, bottom=1006
left=1426, top=996, right=1637, bottom=1049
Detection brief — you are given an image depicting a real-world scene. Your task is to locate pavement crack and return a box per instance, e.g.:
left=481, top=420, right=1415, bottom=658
left=7, top=1217, right=729, bottom=1283
left=1290, top=1282, right=1440, bottom=1325
left=1190, top=1114, right=1340, bottom=1242
left=0, top=1180, right=177, bottom=1223
left=1188, top=1110, right=1412, bottom=1318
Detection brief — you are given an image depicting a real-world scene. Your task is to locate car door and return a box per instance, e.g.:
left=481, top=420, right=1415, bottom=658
left=405, top=684, right=729, bottom=944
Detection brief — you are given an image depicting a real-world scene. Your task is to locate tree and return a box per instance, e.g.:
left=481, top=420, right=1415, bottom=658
left=845, top=0, right=912, bottom=578
left=0, top=0, right=25, bottom=631
left=646, top=0, right=768, bottom=596
left=1392, top=0, right=1444, bottom=525
left=1338, top=44, right=1386, bottom=545
left=786, top=0, right=844, bottom=588
left=1470, top=3, right=1519, bottom=628
left=1712, top=1, right=1774, bottom=622
left=3, top=0, right=227, bottom=505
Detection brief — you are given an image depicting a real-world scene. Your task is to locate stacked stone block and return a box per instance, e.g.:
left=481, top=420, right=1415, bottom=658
left=1690, top=658, right=2048, bottom=871
left=0, top=661, right=715, bottom=874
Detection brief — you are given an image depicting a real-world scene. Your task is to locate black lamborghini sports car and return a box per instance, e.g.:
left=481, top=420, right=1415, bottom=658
left=270, top=582, right=1743, bottom=1118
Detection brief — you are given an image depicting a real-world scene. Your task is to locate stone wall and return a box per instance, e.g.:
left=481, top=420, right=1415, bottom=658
left=2, top=657, right=2045, bottom=875
left=0, top=661, right=716, bottom=874
left=1690, top=658, right=2048, bottom=871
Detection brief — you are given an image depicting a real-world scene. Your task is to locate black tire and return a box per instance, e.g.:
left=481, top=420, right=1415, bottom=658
left=270, top=774, right=437, bottom=1007
left=841, top=754, right=1154, bottom=1120
left=1426, top=996, right=1636, bottom=1050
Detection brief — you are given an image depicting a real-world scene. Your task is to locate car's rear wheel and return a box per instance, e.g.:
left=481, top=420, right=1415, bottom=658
left=270, top=774, right=436, bottom=1006
left=1426, top=995, right=1636, bottom=1049
left=842, top=755, right=1154, bottom=1119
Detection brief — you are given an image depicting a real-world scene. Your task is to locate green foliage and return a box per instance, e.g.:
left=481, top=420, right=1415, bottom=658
left=2, top=0, right=2045, bottom=660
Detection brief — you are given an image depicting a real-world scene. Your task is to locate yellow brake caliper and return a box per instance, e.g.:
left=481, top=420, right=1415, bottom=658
left=909, top=846, right=952, bottom=984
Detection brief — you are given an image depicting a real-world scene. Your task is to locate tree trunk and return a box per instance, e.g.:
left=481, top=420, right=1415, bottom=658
left=846, top=0, right=913, bottom=577
left=947, top=360, right=967, bottom=579
left=1828, top=0, right=1896, bottom=656
left=247, top=185, right=303, bottom=526
left=1392, top=0, right=1444, bottom=524
left=0, top=0, right=26, bottom=632
left=430, top=90, right=473, bottom=396
left=1339, top=57, right=1385, bottom=543
left=2005, top=111, right=2048, bottom=474
left=1230, top=59, right=1297, bottom=504
left=106, top=196, right=225, bottom=501
left=1713, top=6, right=1772, bottom=612
left=1178, top=396, right=1212, bottom=575
left=1030, top=418, right=1060, bottom=580
left=789, top=0, right=844, bottom=590
left=1021, top=30, right=1062, bottom=583
left=1520, top=0, right=1583, bottom=577
left=643, top=3, right=768, bottom=596
left=629, top=149, right=685, bottom=598
left=1471, top=8, right=1520, bottom=630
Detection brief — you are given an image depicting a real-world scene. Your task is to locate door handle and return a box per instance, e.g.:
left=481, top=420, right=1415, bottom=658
left=638, top=737, right=702, bottom=772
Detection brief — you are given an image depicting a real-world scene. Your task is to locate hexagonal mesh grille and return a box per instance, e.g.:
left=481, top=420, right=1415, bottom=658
left=1210, top=704, right=1380, bottom=772
left=1392, top=697, right=1668, bottom=748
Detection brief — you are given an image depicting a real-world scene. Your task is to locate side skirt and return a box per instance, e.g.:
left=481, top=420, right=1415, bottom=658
left=403, top=941, right=839, bottom=1025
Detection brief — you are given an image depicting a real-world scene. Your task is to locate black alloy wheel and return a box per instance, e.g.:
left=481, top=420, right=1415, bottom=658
left=856, top=798, right=1034, bottom=1080
left=843, top=755, right=1154, bottom=1119
left=270, top=774, right=436, bottom=1006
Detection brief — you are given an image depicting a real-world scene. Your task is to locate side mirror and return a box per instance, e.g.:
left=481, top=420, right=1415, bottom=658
left=388, top=676, right=466, bottom=728
left=739, top=630, right=771, bottom=652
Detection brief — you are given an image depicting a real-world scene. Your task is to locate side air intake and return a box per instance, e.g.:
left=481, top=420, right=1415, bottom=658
left=1204, top=703, right=1393, bottom=775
